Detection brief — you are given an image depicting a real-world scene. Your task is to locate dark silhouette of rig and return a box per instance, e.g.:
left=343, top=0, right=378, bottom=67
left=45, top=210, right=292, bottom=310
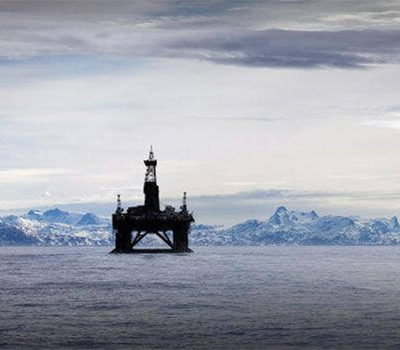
left=110, top=147, right=194, bottom=254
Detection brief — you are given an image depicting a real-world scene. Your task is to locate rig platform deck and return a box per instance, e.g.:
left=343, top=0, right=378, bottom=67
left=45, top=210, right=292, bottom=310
left=111, top=147, right=194, bottom=254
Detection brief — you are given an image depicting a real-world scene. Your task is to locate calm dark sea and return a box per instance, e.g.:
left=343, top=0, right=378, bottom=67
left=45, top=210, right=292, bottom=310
left=1, top=246, right=400, bottom=349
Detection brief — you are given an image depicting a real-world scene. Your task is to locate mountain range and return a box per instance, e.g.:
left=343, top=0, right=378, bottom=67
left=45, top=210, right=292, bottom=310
left=0, top=208, right=111, bottom=246
left=1, top=206, right=400, bottom=246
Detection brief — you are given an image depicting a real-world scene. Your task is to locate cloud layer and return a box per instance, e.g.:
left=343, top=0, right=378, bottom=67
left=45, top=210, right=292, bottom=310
left=165, top=29, right=400, bottom=68
left=1, top=1, right=400, bottom=222
left=0, top=1, right=400, bottom=68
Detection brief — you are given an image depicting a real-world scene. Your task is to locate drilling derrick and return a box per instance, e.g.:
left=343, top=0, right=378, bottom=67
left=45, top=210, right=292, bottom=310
left=143, top=146, right=160, bottom=212
left=111, top=147, right=194, bottom=254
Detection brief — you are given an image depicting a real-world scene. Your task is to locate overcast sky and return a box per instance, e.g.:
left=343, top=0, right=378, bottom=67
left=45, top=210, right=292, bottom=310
left=1, top=0, right=400, bottom=224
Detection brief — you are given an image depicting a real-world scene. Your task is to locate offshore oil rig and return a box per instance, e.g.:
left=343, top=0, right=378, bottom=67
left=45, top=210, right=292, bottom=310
left=110, top=147, right=194, bottom=253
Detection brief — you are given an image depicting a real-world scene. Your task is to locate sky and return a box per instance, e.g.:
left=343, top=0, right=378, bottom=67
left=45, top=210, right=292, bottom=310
left=1, top=0, right=400, bottom=224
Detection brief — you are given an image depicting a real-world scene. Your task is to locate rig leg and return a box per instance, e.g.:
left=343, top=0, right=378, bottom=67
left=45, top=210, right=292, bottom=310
left=173, top=223, right=192, bottom=252
left=113, top=227, right=132, bottom=253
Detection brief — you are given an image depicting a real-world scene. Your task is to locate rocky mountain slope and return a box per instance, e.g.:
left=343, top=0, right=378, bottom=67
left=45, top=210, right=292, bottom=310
left=1, top=206, right=400, bottom=246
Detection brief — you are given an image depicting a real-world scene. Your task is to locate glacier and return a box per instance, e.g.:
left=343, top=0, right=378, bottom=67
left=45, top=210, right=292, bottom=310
left=0, top=206, right=400, bottom=246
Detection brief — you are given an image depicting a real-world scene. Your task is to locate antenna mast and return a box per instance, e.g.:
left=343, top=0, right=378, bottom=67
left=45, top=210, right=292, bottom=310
left=116, top=194, right=122, bottom=214
left=181, top=191, right=188, bottom=212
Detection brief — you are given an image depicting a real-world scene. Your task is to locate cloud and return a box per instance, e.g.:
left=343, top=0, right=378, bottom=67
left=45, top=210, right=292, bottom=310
left=40, top=191, right=52, bottom=198
left=224, top=181, right=287, bottom=187
left=185, top=189, right=346, bottom=205
left=165, top=29, right=400, bottom=69
left=99, top=186, right=142, bottom=192
left=192, top=116, right=289, bottom=122
left=330, top=174, right=400, bottom=181
left=0, top=168, right=71, bottom=184
left=0, top=1, right=399, bottom=69
left=362, top=111, right=400, bottom=130
left=363, top=119, right=400, bottom=130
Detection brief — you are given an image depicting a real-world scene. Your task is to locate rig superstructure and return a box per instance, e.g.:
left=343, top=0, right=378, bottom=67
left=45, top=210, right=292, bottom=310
left=111, top=147, right=194, bottom=253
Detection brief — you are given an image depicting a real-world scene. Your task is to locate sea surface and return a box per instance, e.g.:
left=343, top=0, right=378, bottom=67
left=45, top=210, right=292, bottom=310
left=1, top=246, right=400, bottom=349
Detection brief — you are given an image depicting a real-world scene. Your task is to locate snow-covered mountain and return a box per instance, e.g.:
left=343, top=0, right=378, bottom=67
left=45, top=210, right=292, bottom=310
left=211, top=207, right=400, bottom=246
left=0, top=209, right=112, bottom=246
left=1, top=206, right=400, bottom=246
left=191, top=206, right=400, bottom=246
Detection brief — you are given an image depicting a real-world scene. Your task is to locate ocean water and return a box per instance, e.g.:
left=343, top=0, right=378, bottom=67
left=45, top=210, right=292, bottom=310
left=1, top=246, right=400, bottom=349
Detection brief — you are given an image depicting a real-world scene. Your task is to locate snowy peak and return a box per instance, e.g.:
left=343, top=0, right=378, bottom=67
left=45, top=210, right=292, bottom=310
left=268, top=206, right=319, bottom=226
left=390, top=216, right=400, bottom=229
left=26, top=210, right=44, bottom=220
left=77, top=213, right=101, bottom=226
left=268, top=206, right=293, bottom=226
left=42, top=208, right=73, bottom=224
left=291, top=210, right=319, bottom=223
left=24, top=208, right=104, bottom=226
left=276, top=206, right=289, bottom=213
